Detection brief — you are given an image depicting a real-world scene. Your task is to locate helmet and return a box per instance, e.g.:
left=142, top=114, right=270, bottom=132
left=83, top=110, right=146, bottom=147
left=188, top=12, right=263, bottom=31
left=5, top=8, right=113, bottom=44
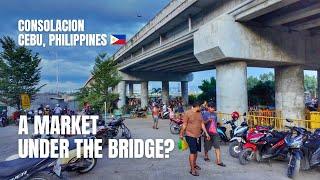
left=56, top=104, right=60, bottom=107
left=45, top=105, right=50, bottom=108
left=231, top=111, right=240, bottom=120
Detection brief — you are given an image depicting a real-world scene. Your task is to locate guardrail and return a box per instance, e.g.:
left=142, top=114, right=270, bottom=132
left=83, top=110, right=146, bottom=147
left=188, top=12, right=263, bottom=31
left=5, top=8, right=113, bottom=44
left=215, top=111, right=320, bottom=131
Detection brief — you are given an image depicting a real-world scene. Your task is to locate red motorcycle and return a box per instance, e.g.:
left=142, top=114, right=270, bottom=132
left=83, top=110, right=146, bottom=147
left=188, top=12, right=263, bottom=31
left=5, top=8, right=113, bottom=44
left=239, top=126, right=289, bottom=165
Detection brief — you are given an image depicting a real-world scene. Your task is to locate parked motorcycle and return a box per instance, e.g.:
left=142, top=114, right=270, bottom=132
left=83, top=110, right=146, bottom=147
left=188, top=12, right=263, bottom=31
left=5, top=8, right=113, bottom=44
left=59, top=135, right=97, bottom=174
left=94, top=120, right=110, bottom=146
left=107, top=116, right=132, bottom=139
left=217, top=123, right=229, bottom=143
left=130, top=107, right=147, bottom=118
left=227, top=119, right=249, bottom=158
left=217, top=111, right=244, bottom=145
left=0, top=156, right=61, bottom=180
left=285, top=119, right=320, bottom=178
left=31, top=134, right=98, bottom=174
left=238, top=126, right=289, bottom=165
left=169, top=117, right=183, bottom=134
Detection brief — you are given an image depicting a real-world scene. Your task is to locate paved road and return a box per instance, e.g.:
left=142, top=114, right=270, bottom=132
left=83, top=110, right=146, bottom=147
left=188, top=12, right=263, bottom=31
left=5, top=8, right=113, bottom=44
left=0, top=118, right=319, bottom=180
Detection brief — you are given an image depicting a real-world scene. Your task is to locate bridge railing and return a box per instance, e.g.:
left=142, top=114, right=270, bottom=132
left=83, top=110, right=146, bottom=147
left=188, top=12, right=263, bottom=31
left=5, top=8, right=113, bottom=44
left=215, top=111, right=320, bottom=132
left=114, top=0, right=195, bottom=60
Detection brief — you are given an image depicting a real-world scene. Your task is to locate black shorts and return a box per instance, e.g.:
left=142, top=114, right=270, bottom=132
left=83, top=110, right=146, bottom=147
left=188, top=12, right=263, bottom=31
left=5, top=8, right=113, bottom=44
left=185, top=136, right=201, bottom=154
left=204, top=134, right=220, bottom=151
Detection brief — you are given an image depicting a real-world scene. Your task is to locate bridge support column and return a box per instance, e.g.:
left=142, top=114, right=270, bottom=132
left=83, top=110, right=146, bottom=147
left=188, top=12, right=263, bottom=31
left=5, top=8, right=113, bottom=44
left=141, top=81, right=148, bottom=108
left=181, top=81, right=189, bottom=106
left=117, top=81, right=126, bottom=109
left=162, top=81, right=169, bottom=105
left=275, top=65, right=305, bottom=120
left=216, top=61, right=248, bottom=115
left=128, top=83, right=134, bottom=97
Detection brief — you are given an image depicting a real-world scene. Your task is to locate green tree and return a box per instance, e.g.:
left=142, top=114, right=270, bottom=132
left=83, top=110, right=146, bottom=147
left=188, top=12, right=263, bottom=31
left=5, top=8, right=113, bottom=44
left=0, top=36, right=44, bottom=109
left=304, top=75, right=317, bottom=97
left=259, top=72, right=274, bottom=82
left=76, top=53, right=121, bottom=113
left=248, top=80, right=275, bottom=106
left=188, top=94, right=198, bottom=105
left=247, top=76, right=259, bottom=90
left=198, top=77, right=216, bottom=102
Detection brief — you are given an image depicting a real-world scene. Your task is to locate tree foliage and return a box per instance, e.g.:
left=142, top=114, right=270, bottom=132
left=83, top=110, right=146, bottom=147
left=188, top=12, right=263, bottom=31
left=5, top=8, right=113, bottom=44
left=304, top=75, right=317, bottom=97
left=198, top=77, right=216, bottom=102
left=247, top=72, right=275, bottom=106
left=0, top=36, right=44, bottom=109
left=248, top=80, right=275, bottom=106
left=76, top=53, right=121, bottom=113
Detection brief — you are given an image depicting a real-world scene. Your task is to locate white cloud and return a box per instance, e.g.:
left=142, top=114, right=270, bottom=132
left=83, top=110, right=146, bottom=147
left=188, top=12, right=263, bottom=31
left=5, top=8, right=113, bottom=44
left=40, top=58, right=93, bottom=80
left=40, top=79, right=83, bottom=93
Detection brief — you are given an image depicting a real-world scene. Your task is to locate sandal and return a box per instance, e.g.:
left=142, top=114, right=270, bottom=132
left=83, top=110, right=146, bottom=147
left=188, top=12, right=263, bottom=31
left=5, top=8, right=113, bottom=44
left=189, top=170, right=199, bottom=176
left=204, top=157, right=210, bottom=162
left=195, top=165, right=201, bottom=170
left=217, top=162, right=226, bottom=167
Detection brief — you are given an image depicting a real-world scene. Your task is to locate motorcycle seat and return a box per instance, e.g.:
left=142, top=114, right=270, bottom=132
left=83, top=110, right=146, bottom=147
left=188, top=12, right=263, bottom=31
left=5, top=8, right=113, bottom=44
left=255, top=126, right=271, bottom=132
left=0, top=158, right=44, bottom=177
left=219, top=127, right=227, bottom=133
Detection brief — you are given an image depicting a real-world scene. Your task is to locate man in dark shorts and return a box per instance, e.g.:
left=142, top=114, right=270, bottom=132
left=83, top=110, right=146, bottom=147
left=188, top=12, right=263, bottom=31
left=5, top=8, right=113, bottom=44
left=202, top=102, right=226, bottom=167
left=179, top=102, right=210, bottom=176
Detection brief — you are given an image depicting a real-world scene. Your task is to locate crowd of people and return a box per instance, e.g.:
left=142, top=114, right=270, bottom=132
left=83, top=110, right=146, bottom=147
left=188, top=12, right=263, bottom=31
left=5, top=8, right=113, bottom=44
left=36, top=104, right=76, bottom=116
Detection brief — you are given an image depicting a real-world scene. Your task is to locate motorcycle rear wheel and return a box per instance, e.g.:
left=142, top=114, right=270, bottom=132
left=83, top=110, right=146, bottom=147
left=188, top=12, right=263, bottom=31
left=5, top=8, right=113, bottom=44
left=229, top=141, right=242, bottom=158
left=77, top=158, right=97, bottom=174
left=239, top=148, right=254, bottom=165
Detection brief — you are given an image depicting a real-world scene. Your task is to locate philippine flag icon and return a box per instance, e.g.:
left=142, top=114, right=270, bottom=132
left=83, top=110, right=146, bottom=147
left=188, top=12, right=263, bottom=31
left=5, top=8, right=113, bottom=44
left=110, top=34, right=126, bottom=45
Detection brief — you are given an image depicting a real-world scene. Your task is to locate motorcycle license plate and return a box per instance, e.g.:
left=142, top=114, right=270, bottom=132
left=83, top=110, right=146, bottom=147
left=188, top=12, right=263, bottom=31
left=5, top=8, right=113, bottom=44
left=53, top=161, right=61, bottom=176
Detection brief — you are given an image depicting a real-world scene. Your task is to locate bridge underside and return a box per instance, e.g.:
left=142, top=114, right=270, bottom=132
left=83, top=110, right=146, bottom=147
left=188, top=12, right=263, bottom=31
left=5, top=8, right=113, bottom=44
left=115, top=0, right=320, bottom=121
left=120, top=39, right=298, bottom=73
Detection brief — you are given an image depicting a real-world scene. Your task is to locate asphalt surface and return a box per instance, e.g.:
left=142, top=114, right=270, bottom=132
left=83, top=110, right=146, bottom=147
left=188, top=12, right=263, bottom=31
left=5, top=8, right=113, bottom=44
left=0, top=118, right=319, bottom=180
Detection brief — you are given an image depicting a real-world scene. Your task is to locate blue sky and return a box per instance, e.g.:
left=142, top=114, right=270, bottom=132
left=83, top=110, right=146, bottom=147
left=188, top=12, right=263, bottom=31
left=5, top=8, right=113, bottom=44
left=0, top=0, right=317, bottom=93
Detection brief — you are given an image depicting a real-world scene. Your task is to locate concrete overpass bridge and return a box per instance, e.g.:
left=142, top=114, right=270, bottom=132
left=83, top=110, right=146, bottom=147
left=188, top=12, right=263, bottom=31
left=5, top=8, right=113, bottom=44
left=113, top=0, right=320, bottom=120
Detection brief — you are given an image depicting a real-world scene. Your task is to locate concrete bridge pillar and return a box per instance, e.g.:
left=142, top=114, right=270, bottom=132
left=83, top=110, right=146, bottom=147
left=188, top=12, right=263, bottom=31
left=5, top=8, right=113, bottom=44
left=216, top=61, right=248, bottom=115
left=275, top=65, right=305, bottom=120
left=181, top=81, right=189, bottom=106
left=117, top=81, right=126, bottom=108
left=162, top=81, right=169, bottom=105
left=128, top=83, right=134, bottom=97
left=141, top=81, right=149, bottom=108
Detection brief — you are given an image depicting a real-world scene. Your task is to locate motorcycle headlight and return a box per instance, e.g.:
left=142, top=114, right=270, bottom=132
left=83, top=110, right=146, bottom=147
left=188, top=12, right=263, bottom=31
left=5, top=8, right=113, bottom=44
left=287, top=135, right=303, bottom=148
left=289, top=141, right=302, bottom=148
